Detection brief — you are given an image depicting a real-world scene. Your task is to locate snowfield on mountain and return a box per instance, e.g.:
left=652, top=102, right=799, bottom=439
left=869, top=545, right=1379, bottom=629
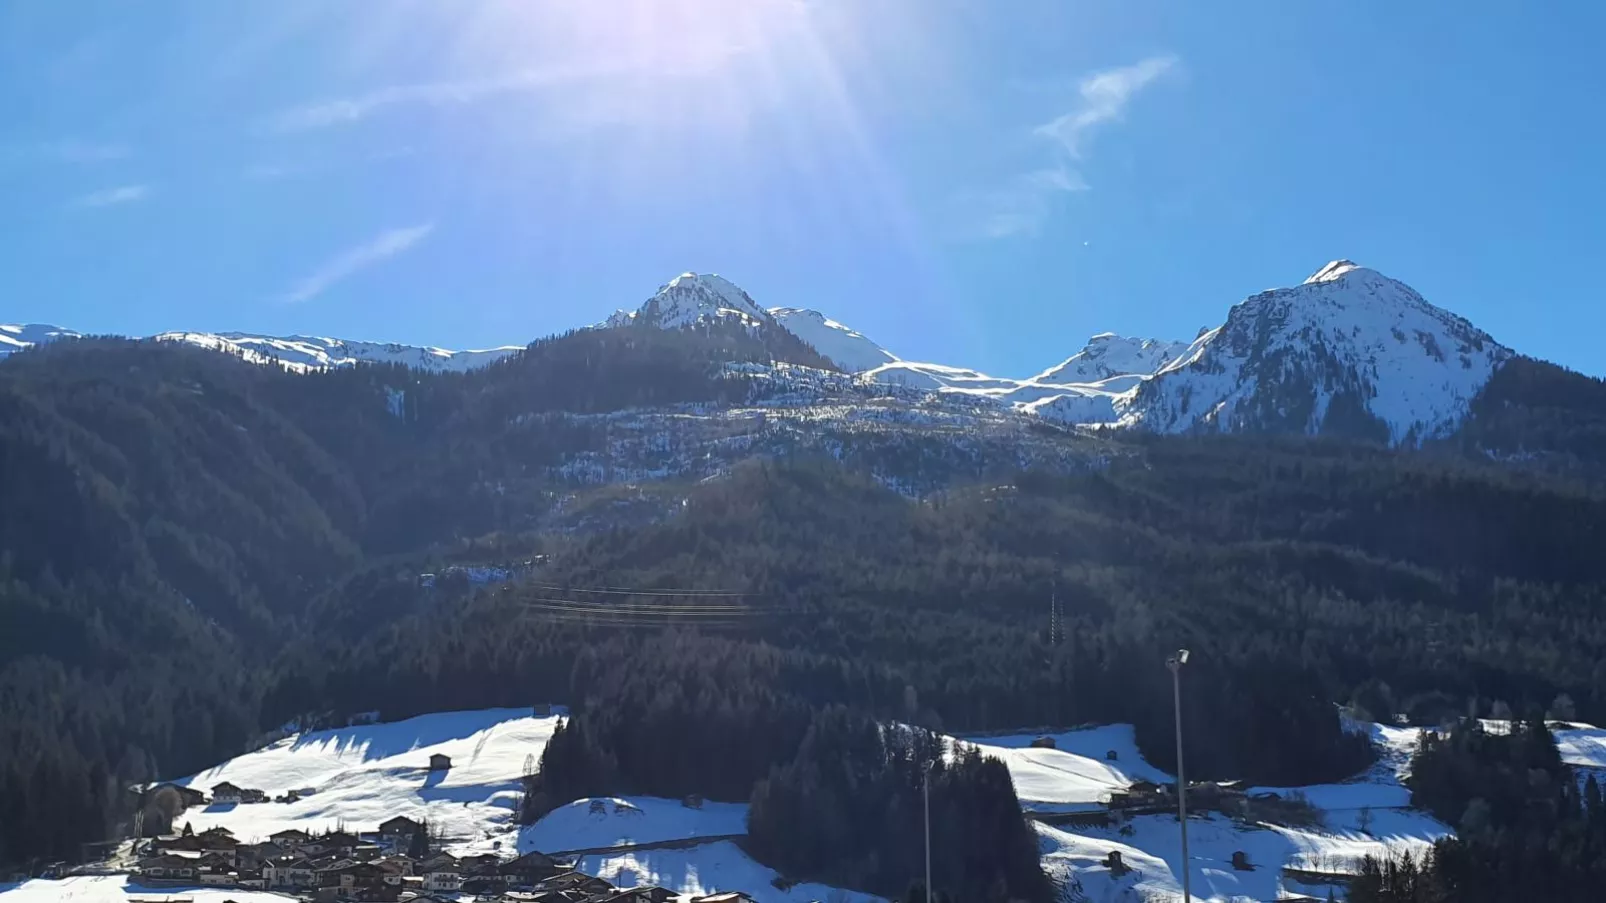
left=766, top=306, right=898, bottom=373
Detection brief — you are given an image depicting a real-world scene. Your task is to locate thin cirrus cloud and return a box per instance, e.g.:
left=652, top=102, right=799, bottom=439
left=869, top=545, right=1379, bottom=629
left=282, top=223, right=436, bottom=304
left=966, top=55, right=1176, bottom=240
left=1036, top=55, right=1176, bottom=157
left=71, top=184, right=152, bottom=209
left=264, top=65, right=618, bottom=133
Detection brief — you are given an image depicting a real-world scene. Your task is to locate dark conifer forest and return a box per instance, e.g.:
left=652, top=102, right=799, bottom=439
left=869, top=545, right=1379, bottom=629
left=7, top=329, right=1606, bottom=894
left=1350, top=716, right=1606, bottom=902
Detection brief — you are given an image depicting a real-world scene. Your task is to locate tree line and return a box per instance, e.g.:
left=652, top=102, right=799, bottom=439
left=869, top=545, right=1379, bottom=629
left=1351, top=715, right=1606, bottom=902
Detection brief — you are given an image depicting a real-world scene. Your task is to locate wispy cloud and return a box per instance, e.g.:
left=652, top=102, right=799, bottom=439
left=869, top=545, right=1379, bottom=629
left=963, top=55, right=1175, bottom=240
left=262, top=34, right=754, bottom=136
left=265, top=67, right=608, bottom=133
left=283, top=223, right=435, bottom=303
left=1036, top=55, right=1176, bottom=157
left=71, top=184, right=151, bottom=208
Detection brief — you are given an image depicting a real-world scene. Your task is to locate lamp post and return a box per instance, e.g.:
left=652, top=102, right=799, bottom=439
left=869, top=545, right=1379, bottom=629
left=1167, top=649, right=1192, bottom=903
left=924, top=764, right=932, bottom=903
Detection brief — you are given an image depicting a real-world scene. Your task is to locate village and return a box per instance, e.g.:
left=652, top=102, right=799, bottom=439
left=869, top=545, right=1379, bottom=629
left=131, top=814, right=749, bottom=903
left=118, top=761, right=758, bottom=903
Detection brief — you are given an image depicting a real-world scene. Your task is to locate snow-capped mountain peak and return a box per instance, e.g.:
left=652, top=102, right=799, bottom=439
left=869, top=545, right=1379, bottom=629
left=599, top=273, right=901, bottom=373
left=1, top=323, right=82, bottom=354
left=1, top=323, right=521, bottom=373
left=607, top=272, right=770, bottom=330
left=766, top=307, right=897, bottom=373
left=1032, top=333, right=1189, bottom=386
left=1304, top=258, right=1364, bottom=284
left=1121, top=260, right=1512, bottom=443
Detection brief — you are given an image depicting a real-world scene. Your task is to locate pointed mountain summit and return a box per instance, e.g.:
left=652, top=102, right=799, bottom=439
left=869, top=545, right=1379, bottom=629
left=1120, top=260, right=1512, bottom=443
left=606, top=273, right=769, bottom=330
left=602, top=272, right=898, bottom=373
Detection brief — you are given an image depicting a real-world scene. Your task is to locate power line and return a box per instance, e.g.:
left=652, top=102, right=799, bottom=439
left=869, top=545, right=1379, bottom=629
left=521, top=597, right=762, bottom=616
left=522, top=582, right=748, bottom=598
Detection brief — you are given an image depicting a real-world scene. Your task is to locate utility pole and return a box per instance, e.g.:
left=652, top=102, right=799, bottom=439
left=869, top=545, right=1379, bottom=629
left=1049, top=578, right=1060, bottom=645
left=1168, top=649, right=1192, bottom=903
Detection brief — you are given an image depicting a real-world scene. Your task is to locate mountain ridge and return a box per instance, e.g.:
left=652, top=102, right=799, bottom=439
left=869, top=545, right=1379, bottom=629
left=1, top=258, right=1533, bottom=446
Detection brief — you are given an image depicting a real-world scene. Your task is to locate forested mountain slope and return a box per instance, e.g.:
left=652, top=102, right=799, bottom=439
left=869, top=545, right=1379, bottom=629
left=5, top=323, right=1606, bottom=875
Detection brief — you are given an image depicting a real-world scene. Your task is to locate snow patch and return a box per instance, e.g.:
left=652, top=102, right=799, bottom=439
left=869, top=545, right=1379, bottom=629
left=578, top=841, right=886, bottom=903
left=512, top=797, right=747, bottom=854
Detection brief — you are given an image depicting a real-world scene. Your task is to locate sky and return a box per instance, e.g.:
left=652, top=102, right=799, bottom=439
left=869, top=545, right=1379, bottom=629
left=2, top=0, right=1603, bottom=378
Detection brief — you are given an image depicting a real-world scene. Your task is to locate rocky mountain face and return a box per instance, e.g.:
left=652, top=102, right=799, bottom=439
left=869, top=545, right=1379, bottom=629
left=1119, top=261, right=1512, bottom=443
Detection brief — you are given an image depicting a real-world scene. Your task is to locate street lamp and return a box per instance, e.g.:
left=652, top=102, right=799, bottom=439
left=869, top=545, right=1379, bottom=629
left=924, top=763, right=932, bottom=903
left=1167, top=649, right=1192, bottom=903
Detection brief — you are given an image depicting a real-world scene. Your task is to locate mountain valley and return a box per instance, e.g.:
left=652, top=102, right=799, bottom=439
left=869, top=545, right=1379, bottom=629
left=6, top=260, right=1606, bottom=902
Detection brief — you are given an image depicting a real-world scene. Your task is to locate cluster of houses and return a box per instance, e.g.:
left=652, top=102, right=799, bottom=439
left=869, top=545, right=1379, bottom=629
left=134, top=819, right=753, bottom=903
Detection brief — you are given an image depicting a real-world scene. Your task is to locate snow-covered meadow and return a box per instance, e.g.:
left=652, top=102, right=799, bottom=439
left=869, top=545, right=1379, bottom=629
left=13, top=709, right=1606, bottom=903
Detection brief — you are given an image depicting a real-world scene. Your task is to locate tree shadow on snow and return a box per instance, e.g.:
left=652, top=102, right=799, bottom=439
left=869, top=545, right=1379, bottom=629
left=282, top=709, right=525, bottom=761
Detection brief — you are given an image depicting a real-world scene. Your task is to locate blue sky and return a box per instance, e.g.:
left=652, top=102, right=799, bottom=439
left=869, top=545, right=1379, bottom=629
left=3, top=0, right=1602, bottom=377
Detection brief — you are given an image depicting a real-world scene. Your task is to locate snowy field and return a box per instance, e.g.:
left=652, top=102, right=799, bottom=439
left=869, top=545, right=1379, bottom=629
left=163, top=708, right=755, bottom=859
left=958, top=725, right=1171, bottom=814
left=0, top=876, right=296, bottom=903
left=971, top=720, right=1450, bottom=902
left=455, top=797, right=748, bottom=856
left=579, top=842, right=885, bottom=903
left=29, top=709, right=1604, bottom=903
left=1038, top=805, right=1448, bottom=903
left=1551, top=723, right=1606, bottom=771
left=168, top=708, right=558, bottom=846
left=106, top=707, right=843, bottom=903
